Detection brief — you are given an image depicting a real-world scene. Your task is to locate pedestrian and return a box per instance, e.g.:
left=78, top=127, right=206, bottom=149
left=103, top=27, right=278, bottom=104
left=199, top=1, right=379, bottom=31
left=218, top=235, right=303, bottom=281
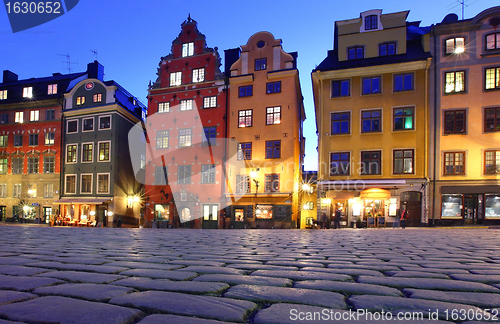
left=334, top=208, right=341, bottom=229
left=321, top=212, right=327, bottom=229
left=400, top=206, right=407, bottom=229
left=393, top=208, right=401, bottom=228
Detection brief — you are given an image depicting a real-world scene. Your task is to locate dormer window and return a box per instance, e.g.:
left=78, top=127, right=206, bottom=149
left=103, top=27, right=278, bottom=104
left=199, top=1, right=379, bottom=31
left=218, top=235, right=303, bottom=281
left=379, top=42, right=396, bottom=56
left=48, top=84, right=57, bottom=95
left=445, top=37, right=465, bottom=55
left=0, top=90, right=6, bottom=100
left=348, top=46, right=364, bottom=60
left=365, top=15, right=378, bottom=30
left=182, top=42, right=194, bottom=57
left=23, top=87, right=32, bottom=98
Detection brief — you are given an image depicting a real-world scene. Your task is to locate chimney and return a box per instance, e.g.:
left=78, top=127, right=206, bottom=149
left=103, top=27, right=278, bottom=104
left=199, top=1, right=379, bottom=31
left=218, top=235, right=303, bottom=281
left=2, top=70, right=18, bottom=83
left=87, top=61, right=104, bottom=81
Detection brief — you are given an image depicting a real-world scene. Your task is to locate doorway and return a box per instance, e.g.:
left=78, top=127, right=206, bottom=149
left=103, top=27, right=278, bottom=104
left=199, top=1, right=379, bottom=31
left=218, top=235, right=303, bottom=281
left=464, top=195, right=479, bottom=225
left=401, top=191, right=422, bottom=227
left=202, top=204, right=218, bottom=229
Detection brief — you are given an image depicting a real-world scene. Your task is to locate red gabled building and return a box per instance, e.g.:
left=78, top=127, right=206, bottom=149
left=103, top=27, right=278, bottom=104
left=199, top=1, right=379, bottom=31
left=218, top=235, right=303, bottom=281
left=145, top=16, right=227, bottom=228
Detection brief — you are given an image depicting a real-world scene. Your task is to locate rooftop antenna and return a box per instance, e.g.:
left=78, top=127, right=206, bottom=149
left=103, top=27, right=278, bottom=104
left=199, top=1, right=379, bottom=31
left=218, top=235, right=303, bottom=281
left=57, top=53, right=78, bottom=73
left=91, top=49, right=98, bottom=61
left=446, top=0, right=479, bottom=20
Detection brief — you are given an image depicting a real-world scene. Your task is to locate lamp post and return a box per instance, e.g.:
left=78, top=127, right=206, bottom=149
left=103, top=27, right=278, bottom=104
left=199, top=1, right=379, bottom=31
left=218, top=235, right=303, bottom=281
left=250, top=168, right=260, bottom=197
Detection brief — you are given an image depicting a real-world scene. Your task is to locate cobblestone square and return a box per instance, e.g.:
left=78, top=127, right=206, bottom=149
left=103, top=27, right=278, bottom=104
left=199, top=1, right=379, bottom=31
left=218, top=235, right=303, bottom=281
left=0, top=226, right=500, bottom=323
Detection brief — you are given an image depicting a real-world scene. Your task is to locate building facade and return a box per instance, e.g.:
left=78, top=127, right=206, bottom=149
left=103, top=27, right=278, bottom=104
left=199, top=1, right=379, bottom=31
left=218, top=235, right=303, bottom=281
left=56, top=61, right=146, bottom=227
left=429, top=6, right=500, bottom=225
left=226, top=31, right=305, bottom=229
left=312, top=10, right=432, bottom=227
left=145, top=16, right=227, bottom=229
left=0, top=69, right=87, bottom=223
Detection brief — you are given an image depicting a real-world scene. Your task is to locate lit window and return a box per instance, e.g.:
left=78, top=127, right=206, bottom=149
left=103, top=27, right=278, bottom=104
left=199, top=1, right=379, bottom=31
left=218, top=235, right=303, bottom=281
left=28, top=184, right=37, bottom=198
left=98, top=174, right=109, bottom=194
left=236, top=175, right=250, bottom=193
left=445, top=37, right=465, bottom=54
left=203, top=96, right=217, bottom=108
left=98, top=142, right=110, bottom=161
left=444, top=152, right=465, bottom=175
left=0, top=157, right=6, bottom=174
left=15, top=112, right=23, bottom=123
left=44, top=183, right=54, bottom=198
left=179, top=128, right=192, bottom=147
left=348, top=46, right=364, bottom=60
left=485, top=150, right=500, bottom=174
left=0, top=184, right=6, bottom=197
left=237, top=143, right=252, bottom=160
left=13, top=184, right=22, bottom=198
left=93, top=93, right=102, bottom=103
left=76, top=96, right=85, bottom=106
left=0, top=135, right=7, bottom=147
left=156, top=130, right=169, bottom=149
left=48, top=84, right=57, bottom=95
left=365, top=15, right=378, bottom=30
left=331, top=80, right=350, bottom=97
left=265, top=174, right=280, bottom=192
left=193, top=68, right=205, bottom=83
left=12, top=157, right=23, bottom=174
left=0, top=90, right=7, bottom=100
left=170, top=72, right=182, bottom=86
left=485, top=67, right=500, bottom=90
left=393, top=149, right=414, bottom=174
left=445, top=71, right=465, bottom=93
left=30, top=110, right=39, bottom=121
left=255, top=58, right=267, bottom=71
left=266, top=107, right=281, bottom=125
left=393, top=107, right=414, bottom=131
left=82, top=143, right=93, bottom=162
left=158, top=102, right=170, bottom=113
left=66, top=144, right=77, bottom=163
left=180, top=99, right=193, bottom=111
left=486, top=33, right=500, bottom=50
left=238, top=110, right=252, bottom=127
left=182, top=42, right=194, bottom=57
left=65, top=175, right=76, bottom=194
left=23, top=87, right=32, bottom=98
left=99, top=116, right=111, bottom=130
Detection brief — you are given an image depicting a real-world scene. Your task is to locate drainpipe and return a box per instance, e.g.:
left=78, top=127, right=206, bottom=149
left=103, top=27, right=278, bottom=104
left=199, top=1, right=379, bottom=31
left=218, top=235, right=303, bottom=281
left=431, top=26, right=438, bottom=226
left=220, top=74, right=229, bottom=229
left=57, top=95, right=65, bottom=216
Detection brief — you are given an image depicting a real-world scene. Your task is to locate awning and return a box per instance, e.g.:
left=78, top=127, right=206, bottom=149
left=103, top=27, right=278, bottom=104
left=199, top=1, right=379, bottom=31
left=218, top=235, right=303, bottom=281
left=360, top=188, right=391, bottom=200
left=54, top=198, right=111, bottom=204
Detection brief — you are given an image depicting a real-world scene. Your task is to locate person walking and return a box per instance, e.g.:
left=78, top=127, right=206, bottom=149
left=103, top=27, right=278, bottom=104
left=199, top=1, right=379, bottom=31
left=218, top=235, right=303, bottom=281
left=393, top=208, right=401, bottom=228
left=334, top=208, right=341, bottom=229
left=400, top=206, right=408, bottom=229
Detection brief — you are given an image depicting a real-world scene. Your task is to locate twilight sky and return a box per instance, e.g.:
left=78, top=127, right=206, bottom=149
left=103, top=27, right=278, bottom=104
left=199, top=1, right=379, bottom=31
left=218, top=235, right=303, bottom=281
left=1, top=0, right=497, bottom=170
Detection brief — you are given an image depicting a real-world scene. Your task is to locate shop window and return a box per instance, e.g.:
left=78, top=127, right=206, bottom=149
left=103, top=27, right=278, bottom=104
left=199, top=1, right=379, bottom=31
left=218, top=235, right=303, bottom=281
left=203, top=205, right=218, bottom=221
left=155, top=204, right=170, bottom=221
left=379, top=42, right=396, bottom=56
left=441, top=194, right=463, bottom=218
left=234, top=208, right=245, bottom=222
left=255, top=204, right=273, bottom=219
left=485, top=195, right=500, bottom=218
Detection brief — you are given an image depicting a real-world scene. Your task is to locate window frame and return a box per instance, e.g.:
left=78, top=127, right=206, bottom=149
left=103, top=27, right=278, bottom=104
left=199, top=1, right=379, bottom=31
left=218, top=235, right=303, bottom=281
left=393, top=73, right=414, bottom=92
left=361, top=109, right=382, bottom=133
left=170, top=71, right=182, bottom=86
left=13, top=134, right=23, bottom=147
left=486, top=32, right=500, bottom=51
left=81, top=142, right=94, bottom=163
left=202, top=126, right=217, bottom=146
left=13, top=183, right=22, bottom=198
left=154, top=166, right=167, bottom=185
left=28, top=134, right=38, bottom=146
left=23, top=87, right=33, bottom=98
left=43, top=155, right=55, bottom=174
left=443, top=151, right=465, bottom=176
left=180, top=99, right=193, bottom=111
left=82, top=117, right=94, bottom=132
left=192, top=68, right=205, bottom=83
left=484, top=150, right=500, bottom=175
left=0, top=157, right=7, bottom=175
left=30, top=110, right=39, bottom=122
left=45, top=109, right=55, bottom=120
left=445, top=37, right=465, bottom=55
left=177, top=165, right=192, bottom=184
left=237, top=142, right=252, bottom=161
left=331, top=112, right=350, bottom=135
left=156, top=130, right=169, bottom=149
left=331, top=80, right=350, bottom=98
left=265, top=140, right=281, bottom=159
left=201, top=164, right=216, bottom=184
left=15, top=111, right=23, bottom=123
left=0, top=113, right=8, bottom=124
left=393, top=106, right=415, bottom=131
left=11, top=157, right=23, bottom=174
left=266, top=106, right=281, bottom=125
left=182, top=42, right=194, bottom=57
left=47, top=84, right=57, bottom=95
left=265, top=174, right=280, bottom=192
left=266, top=81, right=281, bottom=94
left=347, top=46, right=364, bottom=60
left=444, top=109, right=466, bottom=134
left=67, top=119, right=78, bottom=133
left=255, top=58, right=267, bottom=71
left=365, top=14, right=378, bottom=30
left=66, top=144, right=77, bottom=164
left=44, top=183, right=54, bottom=198
left=362, top=76, right=381, bottom=95
left=485, top=67, right=500, bottom=91
left=238, top=109, right=253, bottom=128
left=330, top=152, right=350, bottom=176
left=98, top=115, right=111, bottom=130
left=93, top=93, right=102, bottom=103
left=393, top=149, right=415, bottom=175
left=236, top=175, right=250, bottom=193
left=27, top=156, right=39, bottom=174
left=238, top=85, right=253, bottom=97
left=98, top=141, right=111, bottom=162
left=444, top=70, right=466, bottom=94
left=0, top=135, right=7, bottom=147
left=484, top=107, right=500, bottom=132
left=76, top=96, right=85, bottom=106
left=360, top=150, right=382, bottom=175
left=0, top=90, right=7, bottom=100
left=203, top=96, right=217, bottom=108
left=178, top=128, right=192, bottom=147
left=80, top=174, right=93, bottom=194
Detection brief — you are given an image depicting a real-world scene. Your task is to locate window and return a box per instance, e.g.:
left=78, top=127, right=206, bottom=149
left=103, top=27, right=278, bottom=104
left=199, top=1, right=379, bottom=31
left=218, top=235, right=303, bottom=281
left=12, top=157, right=23, bottom=174
left=348, top=46, right=364, bottom=60
left=393, top=149, right=414, bottom=174
left=266, top=82, right=281, bottom=94
left=265, top=174, right=279, bottom=192
left=140, top=155, right=146, bottom=170
left=0, top=184, right=6, bottom=197
left=485, top=107, right=500, bottom=132
left=66, top=144, right=77, bottom=163
left=44, top=183, right=54, bottom=198
left=65, top=175, right=76, bottom=194
left=362, top=76, right=381, bottom=94
left=14, top=134, right=23, bottom=147
left=0, top=135, right=7, bottom=147
left=179, top=129, right=192, bottom=147
left=81, top=174, right=92, bottom=194
left=45, top=109, right=55, bottom=120
left=155, top=204, right=170, bottom=221
left=362, top=109, right=381, bottom=133
left=158, top=102, right=170, bottom=113
left=192, top=68, right=205, bottom=83
left=394, top=73, right=414, bottom=92
left=98, top=142, right=110, bottom=161
left=203, top=205, right=218, bottom=221
left=99, top=116, right=111, bottom=130
left=445, top=71, right=465, bottom=93
left=1, top=113, right=8, bottom=124
left=170, top=72, right=182, bottom=86
left=394, top=107, right=414, bottom=131
left=203, top=127, right=216, bottom=146
left=485, top=67, right=500, bottom=90
left=444, top=152, right=465, bottom=175
left=331, top=80, right=350, bottom=97
left=0, top=158, right=6, bottom=174
left=67, top=120, right=78, bottom=133
left=23, top=87, right=32, bottom=98
left=28, top=157, right=39, bottom=174
left=43, top=155, right=55, bottom=173
left=180, top=99, right=193, bottom=111
left=156, top=130, right=169, bottom=148
left=98, top=174, right=109, bottom=194
left=236, top=175, right=250, bottom=193
left=76, top=96, right=85, bottom=106
left=379, top=42, right=396, bottom=56
left=82, top=143, right=93, bottom=162
left=446, top=37, right=465, bottom=54
left=177, top=165, right=191, bottom=184
left=83, top=118, right=94, bottom=131
left=28, top=134, right=38, bottom=146
left=330, top=152, right=350, bottom=176
left=486, top=33, right=500, bottom=50
left=203, top=96, right=217, bottom=108
left=28, top=184, right=37, bottom=198
left=201, top=164, right=216, bottom=184
left=266, top=107, right=281, bottom=125
left=44, top=132, right=55, bottom=145
left=238, top=110, right=252, bottom=127
left=237, top=143, right=252, bottom=160
left=266, top=140, right=281, bottom=159
left=239, top=85, right=253, bottom=97
left=365, top=14, right=378, bottom=30
left=155, top=166, right=167, bottom=185
left=48, top=84, right=57, bottom=95
left=13, top=184, right=21, bottom=198
left=0, top=90, right=7, bottom=100
left=182, top=42, right=194, bottom=57
left=444, top=110, right=466, bottom=134
left=15, top=112, right=23, bottom=123
left=30, top=110, right=39, bottom=121
left=485, top=150, right=500, bottom=174
left=361, top=151, right=381, bottom=175
left=93, top=93, right=102, bottom=103
left=255, top=58, right=267, bottom=71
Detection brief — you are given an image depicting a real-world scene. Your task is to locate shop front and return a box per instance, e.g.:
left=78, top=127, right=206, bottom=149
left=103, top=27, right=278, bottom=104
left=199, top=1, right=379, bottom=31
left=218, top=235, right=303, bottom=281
left=54, top=198, right=111, bottom=226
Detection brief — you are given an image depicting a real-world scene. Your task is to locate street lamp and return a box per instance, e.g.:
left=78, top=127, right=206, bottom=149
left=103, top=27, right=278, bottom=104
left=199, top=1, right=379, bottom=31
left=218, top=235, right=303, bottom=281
left=250, top=168, right=260, bottom=196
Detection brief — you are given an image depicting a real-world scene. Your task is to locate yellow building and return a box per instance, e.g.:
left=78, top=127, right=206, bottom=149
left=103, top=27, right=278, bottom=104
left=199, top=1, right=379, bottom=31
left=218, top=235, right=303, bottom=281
left=226, top=31, right=305, bottom=229
left=429, top=7, right=500, bottom=225
left=312, top=10, right=432, bottom=227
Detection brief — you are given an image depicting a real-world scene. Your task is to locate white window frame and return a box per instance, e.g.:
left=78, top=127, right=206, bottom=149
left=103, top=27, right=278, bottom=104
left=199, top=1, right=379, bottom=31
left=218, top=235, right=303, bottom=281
left=180, top=99, right=193, bottom=111
left=65, top=174, right=77, bottom=194
left=66, top=144, right=77, bottom=164
left=0, top=183, right=6, bottom=197
left=98, top=141, right=111, bottom=162
left=81, top=142, right=94, bottom=163
left=0, top=90, right=7, bottom=100
left=28, top=184, right=37, bottom=198
left=98, top=115, right=112, bottom=130
left=170, top=72, right=182, bottom=86
left=45, top=132, right=55, bottom=145
left=97, top=173, right=110, bottom=194
left=82, top=117, right=94, bottom=132
left=30, top=110, right=39, bottom=122
left=182, top=42, right=194, bottom=57
left=44, top=183, right=54, bottom=198
left=23, top=87, right=32, bottom=98
left=179, top=128, right=192, bottom=147
left=67, top=119, right=78, bottom=133
left=13, top=183, right=22, bottom=198
left=48, top=84, right=57, bottom=95
left=15, top=112, right=23, bottom=123
left=203, top=96, right=217, bottom=108
left=193, top=68, right=205, bottom=83
left=80, top=173, right=93, bottom=194
left=158, top=102, right=170, bottom=113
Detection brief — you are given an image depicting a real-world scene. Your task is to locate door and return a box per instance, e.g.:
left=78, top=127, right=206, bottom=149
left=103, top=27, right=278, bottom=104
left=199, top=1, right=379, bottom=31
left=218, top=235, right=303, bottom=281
left=0, top=206, right=5, bottom=221
left=464, top=195, right=478, bottom=225
left=232, top=207, right=245, bottom=229
left=43, top=207, right=52, bottom=224
left=401, top=191, right=422, bottom=227
left=97, top=207, right=106, bottom=226
left=202, top=205, right=218, bottom=229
